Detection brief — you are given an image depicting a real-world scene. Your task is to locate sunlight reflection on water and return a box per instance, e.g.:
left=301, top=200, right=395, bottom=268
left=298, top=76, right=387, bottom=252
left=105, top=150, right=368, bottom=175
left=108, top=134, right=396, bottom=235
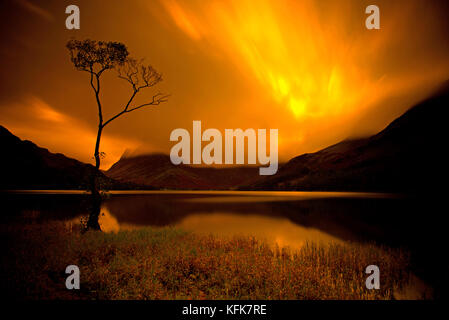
left=69, top=206, right=344, bottom=249
left=175, top=212, right=344, bottom=249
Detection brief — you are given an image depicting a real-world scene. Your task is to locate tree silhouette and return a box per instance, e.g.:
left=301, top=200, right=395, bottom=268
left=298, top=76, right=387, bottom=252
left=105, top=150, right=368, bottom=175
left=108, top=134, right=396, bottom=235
left=67, top=39, right=168, bottom=198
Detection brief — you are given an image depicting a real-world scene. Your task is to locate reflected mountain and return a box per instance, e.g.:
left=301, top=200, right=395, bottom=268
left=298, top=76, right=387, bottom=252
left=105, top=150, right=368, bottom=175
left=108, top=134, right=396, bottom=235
left=102, top=193, right=433, bottom=246
left=2, top=191, right=442, bottom=250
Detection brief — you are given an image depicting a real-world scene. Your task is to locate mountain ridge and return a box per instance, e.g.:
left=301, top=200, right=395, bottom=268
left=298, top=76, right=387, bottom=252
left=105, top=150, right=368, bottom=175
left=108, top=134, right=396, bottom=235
left=0, top=125, right=134, bottom=190
left=106, top=153, right=261, bottom=190
left=242, top=81, right=449, bottom=192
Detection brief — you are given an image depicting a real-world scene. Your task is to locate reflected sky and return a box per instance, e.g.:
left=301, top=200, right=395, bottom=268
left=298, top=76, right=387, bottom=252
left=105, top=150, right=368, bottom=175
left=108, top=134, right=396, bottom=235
left=176, top=211, right=344, bottom=248
left=85, top=206, right=345, bottom=249
left=8, top=190, right=405, bottom=246
left=58, top=191, right=371, bottom=247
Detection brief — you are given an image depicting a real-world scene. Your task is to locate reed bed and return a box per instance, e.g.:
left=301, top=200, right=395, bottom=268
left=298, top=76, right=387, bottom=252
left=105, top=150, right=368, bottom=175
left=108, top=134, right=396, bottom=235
left=1, top=222, right=410, bottom=300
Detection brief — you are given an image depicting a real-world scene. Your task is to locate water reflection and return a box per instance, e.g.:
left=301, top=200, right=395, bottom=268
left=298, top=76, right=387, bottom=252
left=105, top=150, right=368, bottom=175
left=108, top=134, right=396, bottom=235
left=176, top=212, right=344, bottom=248
left=0, top=191, right=418, bottom=246
left=100, top=192, right=405, bottom=244
left=68, top=207, right=345, bottom=248
left=97, top=208, right=120, bottom=233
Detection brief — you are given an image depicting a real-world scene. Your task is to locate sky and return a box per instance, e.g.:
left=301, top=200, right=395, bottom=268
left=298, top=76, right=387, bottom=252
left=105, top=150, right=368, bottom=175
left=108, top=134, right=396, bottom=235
left=0, top=0, right=449, bottom=169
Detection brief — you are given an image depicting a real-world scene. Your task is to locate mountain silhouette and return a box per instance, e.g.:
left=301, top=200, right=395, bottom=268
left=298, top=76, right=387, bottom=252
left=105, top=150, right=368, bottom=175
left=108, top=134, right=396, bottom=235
left=243, top=81, right=449, bottom=192
left=106, top=153, right=261, bottom=190
left=0, top=125, right=127, bottom=190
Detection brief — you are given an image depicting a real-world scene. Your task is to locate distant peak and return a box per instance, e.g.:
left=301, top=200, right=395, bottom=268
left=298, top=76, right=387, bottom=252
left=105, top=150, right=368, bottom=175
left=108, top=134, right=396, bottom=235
left=120, top=148, right=133, bottom=160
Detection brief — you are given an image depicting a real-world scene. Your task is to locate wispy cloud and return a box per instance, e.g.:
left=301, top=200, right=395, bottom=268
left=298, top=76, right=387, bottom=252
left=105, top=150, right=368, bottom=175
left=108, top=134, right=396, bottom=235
left=15, top=0, right=54, bottom=22
left=159, top=0, right=203, bottom=41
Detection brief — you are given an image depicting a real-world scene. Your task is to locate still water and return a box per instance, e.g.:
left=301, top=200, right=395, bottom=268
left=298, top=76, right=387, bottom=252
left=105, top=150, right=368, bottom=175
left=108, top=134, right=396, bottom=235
left=97, top=191, right=394, bottom=247
left=4, top=190, right=400, bottom=247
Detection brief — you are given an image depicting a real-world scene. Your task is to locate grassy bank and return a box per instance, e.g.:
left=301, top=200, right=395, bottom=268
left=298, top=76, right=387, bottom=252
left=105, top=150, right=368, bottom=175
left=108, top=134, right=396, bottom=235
left=1, top=222, right=411, bottom=300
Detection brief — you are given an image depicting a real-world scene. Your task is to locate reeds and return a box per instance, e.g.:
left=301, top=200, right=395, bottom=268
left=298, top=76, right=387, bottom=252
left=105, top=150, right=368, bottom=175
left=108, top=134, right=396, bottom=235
left=1, top=222, right=410, bottom=300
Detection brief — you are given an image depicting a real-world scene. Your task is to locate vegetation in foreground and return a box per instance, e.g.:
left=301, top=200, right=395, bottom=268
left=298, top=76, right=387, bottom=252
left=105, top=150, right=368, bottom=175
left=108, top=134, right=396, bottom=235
left=1, top=222, right=411, bottom=300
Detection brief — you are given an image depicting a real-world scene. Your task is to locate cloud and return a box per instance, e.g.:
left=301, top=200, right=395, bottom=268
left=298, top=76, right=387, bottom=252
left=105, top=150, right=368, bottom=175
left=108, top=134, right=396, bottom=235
left=159, top=0, right=203, bottom=41
left=15, top=0, right=54, bottom=22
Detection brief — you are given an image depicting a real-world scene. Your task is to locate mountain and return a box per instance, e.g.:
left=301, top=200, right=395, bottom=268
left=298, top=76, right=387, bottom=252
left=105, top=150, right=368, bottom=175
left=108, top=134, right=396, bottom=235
left=107, top=82, right=448, bottom=192
left=0, top=125, right=125, bottom=190
left=106, top=153, right=261, bottom=190
left=243, top=82, right=449, bottom=192
left=4, top=80, right=446, bottom=192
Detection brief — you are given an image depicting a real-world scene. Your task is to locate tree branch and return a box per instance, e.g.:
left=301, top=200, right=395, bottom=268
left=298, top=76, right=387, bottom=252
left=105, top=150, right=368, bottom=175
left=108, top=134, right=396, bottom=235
left=101, top=58, right=168, bottom=128
left=102, top=92, right=169, bottom=128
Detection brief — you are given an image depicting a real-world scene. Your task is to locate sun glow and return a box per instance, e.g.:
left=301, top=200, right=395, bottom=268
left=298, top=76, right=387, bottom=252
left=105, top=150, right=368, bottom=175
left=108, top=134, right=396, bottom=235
left=160, top=0, right=378, bottom=120
left=158, top=0, right=449, bottom=138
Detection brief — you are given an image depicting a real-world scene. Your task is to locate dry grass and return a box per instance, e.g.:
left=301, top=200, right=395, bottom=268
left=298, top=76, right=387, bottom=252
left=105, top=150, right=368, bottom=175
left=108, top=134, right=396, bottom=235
left=1, top=222, right=410, bottom=300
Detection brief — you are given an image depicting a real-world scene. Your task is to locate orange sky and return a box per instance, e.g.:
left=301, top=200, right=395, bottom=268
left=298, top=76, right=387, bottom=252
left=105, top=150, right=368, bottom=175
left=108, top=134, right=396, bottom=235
left=1, top=0, right=449, bottom=169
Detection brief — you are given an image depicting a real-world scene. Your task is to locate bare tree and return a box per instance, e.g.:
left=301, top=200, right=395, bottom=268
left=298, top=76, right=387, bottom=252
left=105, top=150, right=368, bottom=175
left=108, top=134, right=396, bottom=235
left=66, top=39, right=168, bottom=198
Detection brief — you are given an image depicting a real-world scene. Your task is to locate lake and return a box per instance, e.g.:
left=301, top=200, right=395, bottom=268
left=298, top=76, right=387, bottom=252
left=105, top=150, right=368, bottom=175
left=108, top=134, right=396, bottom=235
left=1, top=190, right=444, bottom=298
left=2, top=190, right=400, bottom=245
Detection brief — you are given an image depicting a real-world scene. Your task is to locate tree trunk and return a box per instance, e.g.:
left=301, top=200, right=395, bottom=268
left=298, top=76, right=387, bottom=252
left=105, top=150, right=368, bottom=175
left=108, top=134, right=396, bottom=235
left=87, top=125, right=103, bottom=231
left=86, top=195, right=101, bottom=231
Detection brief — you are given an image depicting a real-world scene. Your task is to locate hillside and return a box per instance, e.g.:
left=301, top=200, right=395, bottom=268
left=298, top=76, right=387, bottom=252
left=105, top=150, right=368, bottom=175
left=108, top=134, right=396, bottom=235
left=106, top=153, right=261, bottom=190
left=243, top=82, right=448, bottom=192
left=0, top=125, right=125, bottom=190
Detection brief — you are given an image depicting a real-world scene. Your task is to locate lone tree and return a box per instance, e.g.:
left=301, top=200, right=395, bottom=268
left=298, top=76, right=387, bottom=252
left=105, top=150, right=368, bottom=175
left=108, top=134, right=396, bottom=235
left=67, top=39, right=168, bottom=197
